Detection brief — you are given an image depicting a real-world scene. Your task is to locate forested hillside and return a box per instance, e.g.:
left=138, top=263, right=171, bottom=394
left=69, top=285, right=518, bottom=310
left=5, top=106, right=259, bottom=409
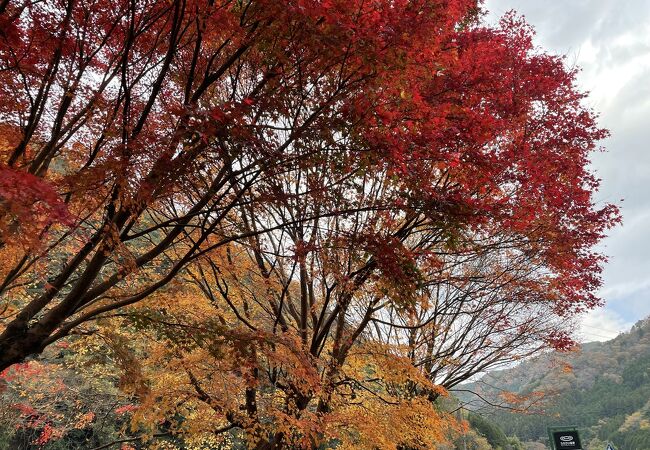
left=462, top=318, right=650, bottom=450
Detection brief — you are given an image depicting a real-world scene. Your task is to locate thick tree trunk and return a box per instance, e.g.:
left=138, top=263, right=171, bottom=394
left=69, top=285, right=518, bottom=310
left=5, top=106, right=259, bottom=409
left=0, top=297, right=75, bottom=371
left=0, top=330, right=47, bottom=371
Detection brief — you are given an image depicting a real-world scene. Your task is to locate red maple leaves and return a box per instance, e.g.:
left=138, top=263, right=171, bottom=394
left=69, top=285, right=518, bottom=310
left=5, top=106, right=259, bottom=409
left=0, top=0, right=618, bottom=370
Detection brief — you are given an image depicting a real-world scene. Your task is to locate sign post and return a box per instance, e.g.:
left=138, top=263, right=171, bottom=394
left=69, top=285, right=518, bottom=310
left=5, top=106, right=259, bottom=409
left=547, top=426, right=583, bottom=450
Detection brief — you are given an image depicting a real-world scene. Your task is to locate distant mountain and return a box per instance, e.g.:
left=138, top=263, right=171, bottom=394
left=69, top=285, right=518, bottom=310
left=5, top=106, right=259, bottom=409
left=457, top=317, right=650, bottom=450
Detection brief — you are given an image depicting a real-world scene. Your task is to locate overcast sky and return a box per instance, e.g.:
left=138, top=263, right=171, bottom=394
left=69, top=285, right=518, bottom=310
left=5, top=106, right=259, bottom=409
left=484, top=0, right=650, bottom=342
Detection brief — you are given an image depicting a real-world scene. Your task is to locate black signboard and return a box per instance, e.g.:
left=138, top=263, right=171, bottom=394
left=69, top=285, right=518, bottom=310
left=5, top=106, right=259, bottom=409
left=552, top=430, right=582, bottom=450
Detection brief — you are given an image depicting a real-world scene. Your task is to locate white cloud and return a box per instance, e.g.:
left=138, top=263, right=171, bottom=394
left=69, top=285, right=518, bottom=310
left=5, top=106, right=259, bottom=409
left=485, top=0, right=650, bottom=330
left=577, top=308, right=633, bottom=342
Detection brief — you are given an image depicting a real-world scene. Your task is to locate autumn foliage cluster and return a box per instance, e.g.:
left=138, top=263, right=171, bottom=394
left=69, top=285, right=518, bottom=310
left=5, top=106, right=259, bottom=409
left=0, top=0, right=618, bottom=448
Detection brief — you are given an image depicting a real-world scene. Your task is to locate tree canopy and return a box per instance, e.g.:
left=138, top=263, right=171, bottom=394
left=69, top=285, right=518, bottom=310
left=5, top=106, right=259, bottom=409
left=0, top=0, right=619, bottom=448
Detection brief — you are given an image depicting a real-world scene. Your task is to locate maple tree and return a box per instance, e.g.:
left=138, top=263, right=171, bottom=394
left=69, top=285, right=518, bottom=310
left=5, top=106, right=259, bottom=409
left=68, top=260, right=461, bottom=449
left=0, top=0, right=620, bottom=448
left=0, top=0, right=479, bottom=369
